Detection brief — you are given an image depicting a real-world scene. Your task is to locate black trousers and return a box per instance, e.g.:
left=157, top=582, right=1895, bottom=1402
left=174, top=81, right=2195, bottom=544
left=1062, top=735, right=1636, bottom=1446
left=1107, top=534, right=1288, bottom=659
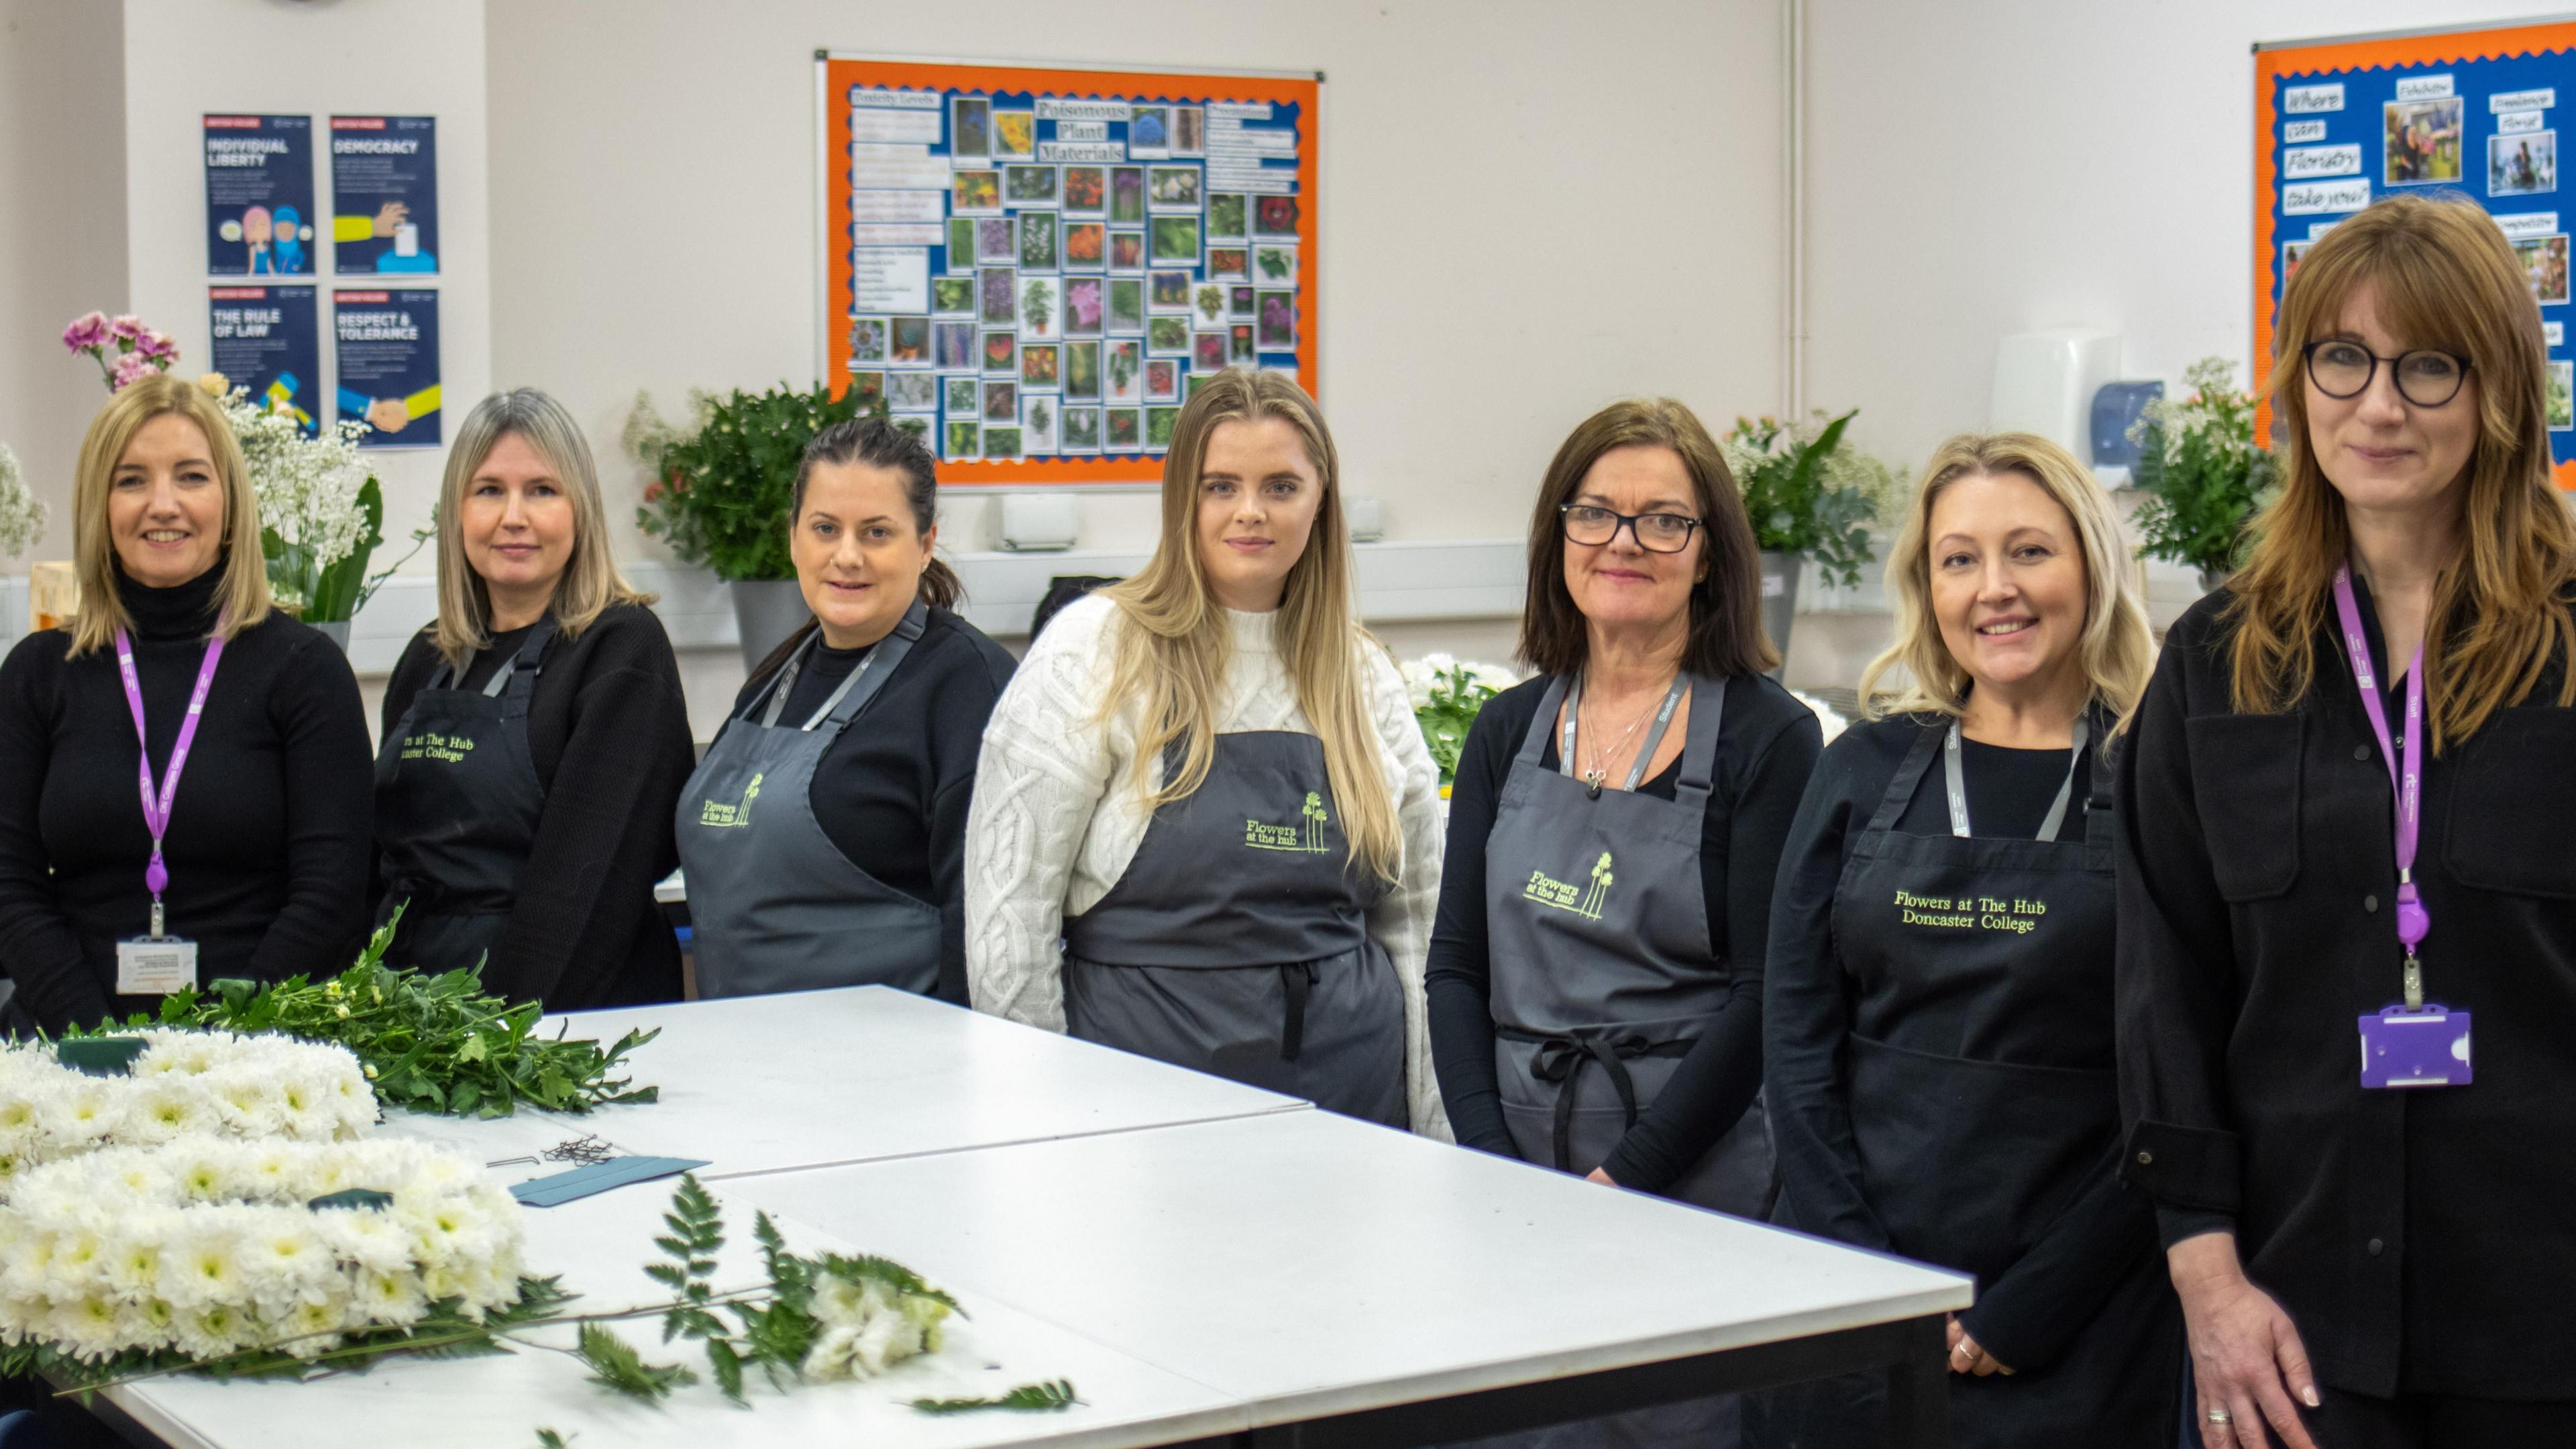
left=2233, top=1386, right=2576, bottom=1448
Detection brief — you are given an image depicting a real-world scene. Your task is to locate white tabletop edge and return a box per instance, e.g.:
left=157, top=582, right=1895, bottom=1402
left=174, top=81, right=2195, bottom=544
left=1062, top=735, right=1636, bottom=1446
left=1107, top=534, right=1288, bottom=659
left=101, top=1385, right=217, bottom=1449
left=694, top=1097, right=1316, bottom=1183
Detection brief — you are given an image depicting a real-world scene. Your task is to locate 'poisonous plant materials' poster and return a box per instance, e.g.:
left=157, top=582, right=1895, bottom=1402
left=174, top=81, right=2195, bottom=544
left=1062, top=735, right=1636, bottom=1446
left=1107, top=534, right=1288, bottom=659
left=822, top=54, right=1319, bottom=484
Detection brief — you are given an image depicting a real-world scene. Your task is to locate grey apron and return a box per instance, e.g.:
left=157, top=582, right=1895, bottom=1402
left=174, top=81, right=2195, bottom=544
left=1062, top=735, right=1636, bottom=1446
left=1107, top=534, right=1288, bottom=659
left=675, top=603, right=941, bottom=999
left=372, top=619, right=555, bottom=976
left=1465, top=672, right=1768, bottom=1449
left=1061, top=729, right=1406, bottom=1125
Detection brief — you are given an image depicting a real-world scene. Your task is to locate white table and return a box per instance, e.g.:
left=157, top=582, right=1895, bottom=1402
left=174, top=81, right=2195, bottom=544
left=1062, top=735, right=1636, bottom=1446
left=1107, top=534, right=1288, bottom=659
left=460, top=985, right=1307, bottom=1181
left=106, top=1179, right=1246, bottom=1449
left=736, top=1108, right=1974, bottom=1446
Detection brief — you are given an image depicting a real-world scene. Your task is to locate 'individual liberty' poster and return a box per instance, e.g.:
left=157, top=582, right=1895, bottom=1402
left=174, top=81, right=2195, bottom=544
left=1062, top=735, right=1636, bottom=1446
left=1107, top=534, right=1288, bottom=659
left=329, top=116, right=439, bottom=274
left=207, top=286, right=320, bottom=436
left=203, top=115, right=316, bottom=276
left=333, top=289, right=442, bottom=448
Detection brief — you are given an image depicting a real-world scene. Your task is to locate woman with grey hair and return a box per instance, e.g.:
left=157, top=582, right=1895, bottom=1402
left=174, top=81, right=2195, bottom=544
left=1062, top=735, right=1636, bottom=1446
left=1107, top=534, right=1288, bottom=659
left=372, top=387, right=694, bottom=1008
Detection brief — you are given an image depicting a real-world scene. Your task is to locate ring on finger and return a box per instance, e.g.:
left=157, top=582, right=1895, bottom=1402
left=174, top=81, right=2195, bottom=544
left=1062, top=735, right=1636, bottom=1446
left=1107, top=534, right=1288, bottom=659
left=2206, top=1407, right=2233, bottom=1424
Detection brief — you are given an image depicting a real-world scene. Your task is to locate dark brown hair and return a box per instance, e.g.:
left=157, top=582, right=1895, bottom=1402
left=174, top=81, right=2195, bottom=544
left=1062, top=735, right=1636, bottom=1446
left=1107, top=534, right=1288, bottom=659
left=1517, top=397, right=1776, bottom=679
left=751, top=417, right=963, bottom=684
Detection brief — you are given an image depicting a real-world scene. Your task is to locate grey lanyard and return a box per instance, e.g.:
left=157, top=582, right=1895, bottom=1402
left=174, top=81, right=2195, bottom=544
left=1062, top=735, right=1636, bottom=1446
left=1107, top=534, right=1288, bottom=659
left=757, top=635, right=880, bottom=731
left=1559, top=671, right=1689, bottom=798
left=1943, top=716, right=2088, bottom=841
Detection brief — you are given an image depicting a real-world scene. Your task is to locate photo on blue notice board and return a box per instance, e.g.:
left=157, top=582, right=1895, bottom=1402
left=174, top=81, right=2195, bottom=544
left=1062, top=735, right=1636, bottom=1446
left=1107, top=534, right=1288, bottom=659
left=329, top=115, right=439, bottom=274
left=207, top=286, right=320, bottom=436
left=333, top=288, right=441, bottom=448
left=203, top=115, right=315, bottom=276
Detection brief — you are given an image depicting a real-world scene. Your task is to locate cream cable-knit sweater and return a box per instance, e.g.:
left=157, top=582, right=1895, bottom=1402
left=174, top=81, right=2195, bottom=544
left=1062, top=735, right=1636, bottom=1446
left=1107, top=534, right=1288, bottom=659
left=964, top=592, right=1451, bottom=1138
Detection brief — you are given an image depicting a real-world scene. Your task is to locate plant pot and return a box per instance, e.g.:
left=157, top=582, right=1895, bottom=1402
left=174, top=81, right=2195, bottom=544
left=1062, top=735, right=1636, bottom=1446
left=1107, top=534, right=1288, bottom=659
left=1758, top=551, right=1803, bottom=676
left=2198, top=566, right=2231, bottom=594
left=309, top=620, right=351, bottom=652
left=729, top=580, right=810, bottom=673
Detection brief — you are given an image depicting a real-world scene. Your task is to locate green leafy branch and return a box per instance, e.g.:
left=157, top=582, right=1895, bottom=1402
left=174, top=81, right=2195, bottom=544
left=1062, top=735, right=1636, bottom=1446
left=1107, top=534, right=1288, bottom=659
left=2129, top=356, right=2279, bottom=580
left=1414, top=665, right=1503, bottom=787
left=910, top=1379, right=1084, bottom=1414
left=1722, top=410, right=1899, bottom=589
left=626, top=382, right=889, bottom=583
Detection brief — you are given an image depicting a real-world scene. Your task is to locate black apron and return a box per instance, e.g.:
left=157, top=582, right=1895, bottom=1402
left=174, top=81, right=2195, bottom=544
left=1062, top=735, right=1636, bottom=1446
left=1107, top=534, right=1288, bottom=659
left=676, top=605, right=943, bottom=999
left=1748, top=718, right=2175, bottom=1449
left=1061, top=730, right=1406, bottom=1125
left=372, top=620, right=555, bottom=975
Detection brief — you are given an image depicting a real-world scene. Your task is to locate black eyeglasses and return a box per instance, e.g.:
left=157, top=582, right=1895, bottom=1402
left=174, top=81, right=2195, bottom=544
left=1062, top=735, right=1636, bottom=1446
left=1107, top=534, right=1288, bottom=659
left=1559, top=504, right=1701, bottom=553
left=2302, top=339, right=2472, bottom=407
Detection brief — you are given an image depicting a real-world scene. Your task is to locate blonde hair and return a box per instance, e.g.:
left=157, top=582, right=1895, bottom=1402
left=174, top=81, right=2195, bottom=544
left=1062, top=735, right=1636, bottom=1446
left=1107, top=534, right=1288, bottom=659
left=1860, top=432, right=2155, bottom=720
left=434, top=388, right=651, bottom=673
left=1097, top=368, right=1401, bottom=881
left=68, top=375, right=272, bottom=655
left=2231, top=193, right=2576, bottom=751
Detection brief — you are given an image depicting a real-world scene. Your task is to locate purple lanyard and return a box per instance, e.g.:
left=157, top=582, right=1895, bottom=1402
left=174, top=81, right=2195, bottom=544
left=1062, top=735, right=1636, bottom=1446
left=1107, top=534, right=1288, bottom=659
left=2329, top=564, right=2431, bottom=1007
left=113, top=625, right=225, bottom=920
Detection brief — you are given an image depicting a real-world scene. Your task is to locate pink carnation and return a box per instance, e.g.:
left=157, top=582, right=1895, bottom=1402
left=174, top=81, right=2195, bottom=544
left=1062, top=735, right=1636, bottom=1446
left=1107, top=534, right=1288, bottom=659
left=61, top=312, right=109, bottom=352
left=110, top=352, right=158, bottom=390
left=136, top=331, right=178, bottom=362
left=108, top=315, right=147, bottom=343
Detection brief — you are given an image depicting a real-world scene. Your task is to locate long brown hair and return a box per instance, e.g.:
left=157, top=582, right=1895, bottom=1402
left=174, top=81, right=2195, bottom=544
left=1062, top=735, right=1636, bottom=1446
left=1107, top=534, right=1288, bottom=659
left=1517, top=398, right=1774, bottom=679
left=1097, top=368, right=1401, bottom=882
left=2231, top=191, right=2576, bottom=751
left=750, top=417, right=964, bottom=686
left=68, top=376, right=272, bottom=655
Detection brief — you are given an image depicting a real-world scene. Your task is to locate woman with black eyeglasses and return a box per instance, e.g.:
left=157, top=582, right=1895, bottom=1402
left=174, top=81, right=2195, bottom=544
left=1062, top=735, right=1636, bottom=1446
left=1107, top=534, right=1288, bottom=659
left=1426, top=398, right=1820, bottom=1448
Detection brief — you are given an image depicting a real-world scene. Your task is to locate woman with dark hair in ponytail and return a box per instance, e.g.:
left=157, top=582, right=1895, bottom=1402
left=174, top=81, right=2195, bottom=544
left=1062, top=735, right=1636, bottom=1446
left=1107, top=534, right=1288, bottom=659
left=676, top=417, right=1014, bottom=1002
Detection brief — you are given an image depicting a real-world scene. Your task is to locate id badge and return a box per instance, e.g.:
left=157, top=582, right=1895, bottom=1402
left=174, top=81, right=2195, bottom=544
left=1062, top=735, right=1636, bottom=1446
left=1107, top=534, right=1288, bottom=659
left=2359, top=1004, right=2471, bottom=1089
left=115, top=936, right=197, bottom=996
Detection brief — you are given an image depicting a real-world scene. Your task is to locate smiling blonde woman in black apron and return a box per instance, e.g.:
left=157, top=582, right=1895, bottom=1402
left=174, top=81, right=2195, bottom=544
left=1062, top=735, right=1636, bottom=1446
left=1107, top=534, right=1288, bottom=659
left=965, top=370, right=1447, bottom=1134
left=1748, top=433, right=2174, bottom=1449
left=373, top=389, right=694, bottom=1009
left=1428, top=400, right=1820, bottom=1449
left=678, top=418, right=1015, bottom=1003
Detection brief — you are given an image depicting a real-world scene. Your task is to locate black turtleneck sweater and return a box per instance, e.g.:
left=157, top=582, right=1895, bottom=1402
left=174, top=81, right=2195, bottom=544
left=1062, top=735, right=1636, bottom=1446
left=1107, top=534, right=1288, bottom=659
left=0, top=566, right=374, bottom=1032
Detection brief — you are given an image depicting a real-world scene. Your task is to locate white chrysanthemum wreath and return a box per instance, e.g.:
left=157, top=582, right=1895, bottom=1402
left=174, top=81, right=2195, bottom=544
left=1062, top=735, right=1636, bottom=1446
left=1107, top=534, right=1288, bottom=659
left=0, top=1030, right=376, bottom=1184
left=0, top=1138, right=525, bottom=1368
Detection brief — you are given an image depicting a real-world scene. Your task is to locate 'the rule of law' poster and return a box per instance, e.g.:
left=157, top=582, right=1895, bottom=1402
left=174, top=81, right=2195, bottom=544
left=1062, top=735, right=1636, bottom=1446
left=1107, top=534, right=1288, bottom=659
left=207, top=286, right=321, bottom=436
left=333, top=289, right=442, bottom=448
left=329, top=116, right=440, bottom=275
left=203, top=115, right=316, bottom=276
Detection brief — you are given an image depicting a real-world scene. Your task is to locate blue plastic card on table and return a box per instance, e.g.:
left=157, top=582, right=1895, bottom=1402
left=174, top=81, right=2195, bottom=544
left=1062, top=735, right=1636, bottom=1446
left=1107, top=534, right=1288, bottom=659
left=2359, top=1005, right=2471, bottom=1088
left=509, top=1156, right=710, bottom=1208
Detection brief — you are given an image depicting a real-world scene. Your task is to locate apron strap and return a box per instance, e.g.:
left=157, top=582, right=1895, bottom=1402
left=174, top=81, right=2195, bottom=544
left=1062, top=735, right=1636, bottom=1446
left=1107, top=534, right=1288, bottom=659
left=2083, top=706, right=2116, bottom=871
left=489, top=618, right=557, bottom=702
left=751, top=600, right=932, bottom=733
left=751, top=631, right=821, bottom=727
left=1515, top=676, right=1571, bottom=768
left=1279, top=961, right=1318, bottom=1061
left=1556, top=672, right=1690, bottom=796
left=1505, top=1028, right=1687, bottom=1173
left=1865, top=721, right=1947, bottom=835
left=1941, top=716, right=2089, bottom=841
left=1670, top=676, right=1727, bottom=810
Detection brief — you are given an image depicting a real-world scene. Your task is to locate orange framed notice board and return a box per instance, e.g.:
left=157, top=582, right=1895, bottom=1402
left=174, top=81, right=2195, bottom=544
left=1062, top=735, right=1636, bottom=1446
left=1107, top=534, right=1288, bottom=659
left=2257, top=19, right=2576, bottom=488
left=818, top=54, right=1320, bottom=486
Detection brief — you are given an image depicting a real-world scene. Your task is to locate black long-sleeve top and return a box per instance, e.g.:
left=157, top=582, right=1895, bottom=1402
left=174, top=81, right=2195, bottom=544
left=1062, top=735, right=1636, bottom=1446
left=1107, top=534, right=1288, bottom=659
left=1425, top=672, right=1821, bottom=1193
left=2118, top=579, right=2576, bottom=1400
left=376, top=602, right=695, bottom=1010
left=720, top=608, right=1017, bottom=1005
left=0, top=564, right=374, bottom=1032
left=1766, top=712, right=2150, bottom=1371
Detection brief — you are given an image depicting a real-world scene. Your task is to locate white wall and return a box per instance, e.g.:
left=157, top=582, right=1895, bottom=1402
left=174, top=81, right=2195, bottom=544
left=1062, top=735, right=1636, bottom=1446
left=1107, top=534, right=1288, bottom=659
left=120, top=0, right=490, bottom=549
left=1802, top=0, right=2537, bottom=474
left=483, top=0, right=1786, bottom=558
left=0, top=0, right=128, bottom=564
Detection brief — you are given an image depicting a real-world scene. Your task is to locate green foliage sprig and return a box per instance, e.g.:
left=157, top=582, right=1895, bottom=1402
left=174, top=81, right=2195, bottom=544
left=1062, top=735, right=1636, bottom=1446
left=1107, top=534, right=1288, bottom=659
left=2128, top=356, right=2279, bottom=581
left=76, top=909, right=660, bottom=1118
left=625, top=382, right=886, bottom=582
left=910, top=1379, right=1083, bottom=1414
left=1412, top=663, right=1507, bottom=787
left=1719, top=410, right=1900, bottom=588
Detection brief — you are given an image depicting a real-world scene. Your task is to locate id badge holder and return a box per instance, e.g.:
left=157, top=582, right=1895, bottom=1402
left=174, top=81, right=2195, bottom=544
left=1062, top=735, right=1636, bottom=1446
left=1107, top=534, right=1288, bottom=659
left=115, top=901, right=195, bottom=996
left=2359, top=1004, right=2471, bottom=1089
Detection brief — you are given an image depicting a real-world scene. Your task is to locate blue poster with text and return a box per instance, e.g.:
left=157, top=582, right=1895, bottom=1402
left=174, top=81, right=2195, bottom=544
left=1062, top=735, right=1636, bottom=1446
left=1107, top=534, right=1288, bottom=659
left=329, top=115, right=439, bottom=274
left=207, top=286, right=320, bottom=436
left=203, top=115, right=315, bottom=276
left=333, top=289, right=441, bottom=449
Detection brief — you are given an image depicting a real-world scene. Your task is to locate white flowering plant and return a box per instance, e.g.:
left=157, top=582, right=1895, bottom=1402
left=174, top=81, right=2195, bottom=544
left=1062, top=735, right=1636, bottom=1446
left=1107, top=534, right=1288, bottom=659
left=1402, top=653, right=1521, bottom=788
left=0, top=443, right=44, bottom=561
left=0, top=1030, right=375, bottom=1187
left=203, top=380, right=410, bottom=624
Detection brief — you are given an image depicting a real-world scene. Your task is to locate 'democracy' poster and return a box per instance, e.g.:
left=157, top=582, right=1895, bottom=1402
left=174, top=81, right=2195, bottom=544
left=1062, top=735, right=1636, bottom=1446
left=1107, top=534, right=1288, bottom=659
left=207, top=286, right=321, bottom=435
left=329, top=116, right=440, bottom=274
left=333, top=289, right=442, bottom=448
left=203, top=115, right=316, bottom=276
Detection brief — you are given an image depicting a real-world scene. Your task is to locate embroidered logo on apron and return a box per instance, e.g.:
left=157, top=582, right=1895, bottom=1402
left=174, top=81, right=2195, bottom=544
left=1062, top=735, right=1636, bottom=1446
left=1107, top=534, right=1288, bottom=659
left=1242, top=791, right=1330, bottom=853
left=697, top=771, right=764, bottom=828
left=1522, top=851, right=1613, bottom=920
left=396, top=729, right=476, bottom=764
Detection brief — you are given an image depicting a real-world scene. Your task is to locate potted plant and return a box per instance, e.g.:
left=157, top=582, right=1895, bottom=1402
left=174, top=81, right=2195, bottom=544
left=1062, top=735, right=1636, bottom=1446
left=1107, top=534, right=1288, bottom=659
left=627, top=382, right=882, bottom=669
left=1401, top=654, right=1520, bottom=798
left=1720, top=410, right=1898, bottom=662
left=2127, top=357, right=2278, bottom=592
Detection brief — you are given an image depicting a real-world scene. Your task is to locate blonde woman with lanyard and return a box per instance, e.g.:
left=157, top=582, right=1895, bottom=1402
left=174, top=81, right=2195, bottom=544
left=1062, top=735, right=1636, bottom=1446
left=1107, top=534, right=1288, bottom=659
left=1752, top=433, right=2170, bottom=1449
left=966, top=369, right=1446, bottom=1133
left=2121, top=194, right=2576, bottom=1449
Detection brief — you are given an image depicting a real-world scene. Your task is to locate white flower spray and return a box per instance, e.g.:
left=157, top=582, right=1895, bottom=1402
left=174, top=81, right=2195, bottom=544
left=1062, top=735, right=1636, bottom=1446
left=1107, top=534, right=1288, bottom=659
left=213, top=387, right=370, bottom=612
left=0, top=444, right=44, bottom=560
